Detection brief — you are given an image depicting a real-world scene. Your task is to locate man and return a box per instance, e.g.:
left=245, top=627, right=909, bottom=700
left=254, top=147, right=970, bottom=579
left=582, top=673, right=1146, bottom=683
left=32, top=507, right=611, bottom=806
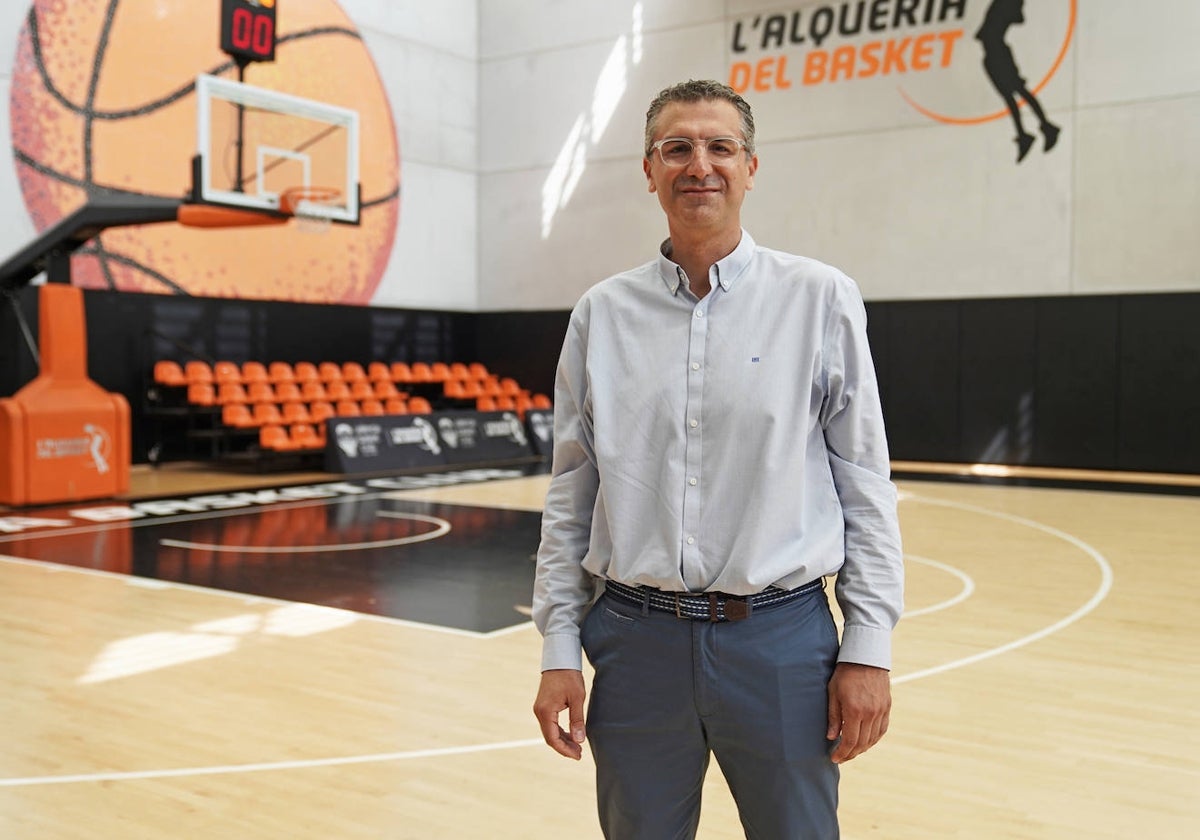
left=532, top=79, right=903, bottom=839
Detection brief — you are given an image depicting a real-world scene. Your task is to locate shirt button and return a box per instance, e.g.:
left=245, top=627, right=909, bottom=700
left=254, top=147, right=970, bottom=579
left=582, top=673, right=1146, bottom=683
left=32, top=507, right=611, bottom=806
left=686, top=536, right=696, bottom=545
left=691, top=362, right=700, bottom=371
left=689, top=477, right=698, bottom=486
left=695, top=311, right=704, bottom=318
left=688, top=419, right=698, bottom=428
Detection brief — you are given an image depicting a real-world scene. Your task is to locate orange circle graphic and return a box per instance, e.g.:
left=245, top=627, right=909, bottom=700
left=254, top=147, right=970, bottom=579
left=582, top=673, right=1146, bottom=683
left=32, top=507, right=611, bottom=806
left=9, top=0, right=399, bottom=304
left=898, top=0, right=1076, bottom=126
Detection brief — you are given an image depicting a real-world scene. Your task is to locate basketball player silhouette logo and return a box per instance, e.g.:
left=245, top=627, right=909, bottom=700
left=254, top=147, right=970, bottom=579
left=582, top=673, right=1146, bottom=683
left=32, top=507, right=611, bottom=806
left=976, top=0, right=1061, bottom=162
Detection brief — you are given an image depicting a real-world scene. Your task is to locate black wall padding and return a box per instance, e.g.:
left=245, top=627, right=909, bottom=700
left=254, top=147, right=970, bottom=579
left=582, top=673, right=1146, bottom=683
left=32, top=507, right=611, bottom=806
left=1, top=288, right=1196, bottom=473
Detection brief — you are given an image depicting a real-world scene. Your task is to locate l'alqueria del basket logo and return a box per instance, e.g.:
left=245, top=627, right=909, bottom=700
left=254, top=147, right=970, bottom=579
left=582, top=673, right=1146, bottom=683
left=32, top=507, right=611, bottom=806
left=726, top=0, right=1076, bottom=163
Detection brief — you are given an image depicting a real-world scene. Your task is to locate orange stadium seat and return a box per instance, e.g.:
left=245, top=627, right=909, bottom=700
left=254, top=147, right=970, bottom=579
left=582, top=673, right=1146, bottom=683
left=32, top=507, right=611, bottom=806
left=325, top=381, right=351, bottom=401
left=367, top=361, right=391, bottom=382
left=500, top=377, right=522, bottom=396
left=531, top=394, right=552, bottom=410
left=495, top=396, right=517, bottom=411
left=294, top=361, right=319, bottom=383
left=253, top=403, right=283, bottom=426
left=309, top=401, right=336, bottom=425
left=409, top=362, right=434, bottom=382
left=360, top=399, right=385, bottom=416
left=267, top=361, right=295, bottom=383
left=342, top=362, right=367, bottom=382
left=318, top=362, right=343, bottom=383
left=384, top=398, right=408, bottom=415
left=350, top=381, right=374, bottom=400
left=373, top=380, right=401, bottom=400
left=290, top=424, right=323, bottom=449
left=390, top=362, right=413, bottom=383
left=241, top=361, right=268, bottom=384
left=274, top=382, right=302, bottom=403
left=407, top=396, right=432, bottom=414
left=216, top=383, right=248, bottom=405
left=184, top=360, right=213, bottom=384
left=477, top=396, right=498, bottom=412
left=336, top=400, right=361, bottom=417
left=153, top=360, right=185, bottom=386
left=429, top=362, right=451, bottom=381
left=281, top=402, right=312, bottom=424
left=213, top=361, right=242, bottom=385
left=300, top=381, right=327, bottom=401
left=259, top=425, right=296, bottom=451
left=449, top=362, right=470, bottom=380
left=468, top=362, right=489, bottom=380
left=222, top=403, right=257, bottom=428
left=187, top=383, right=216, bottom=406
left=246, top=382, right=275, bottom=404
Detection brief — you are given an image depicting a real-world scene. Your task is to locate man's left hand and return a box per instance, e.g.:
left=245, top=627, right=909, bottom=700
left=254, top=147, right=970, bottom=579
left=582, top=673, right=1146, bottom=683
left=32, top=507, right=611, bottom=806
left=826, top=662, right=891, bottom=764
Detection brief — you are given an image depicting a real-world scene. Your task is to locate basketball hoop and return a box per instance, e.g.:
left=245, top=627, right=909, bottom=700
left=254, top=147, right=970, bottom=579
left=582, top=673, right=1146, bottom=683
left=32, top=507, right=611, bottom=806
left=280, top=186, right=342, bottom=234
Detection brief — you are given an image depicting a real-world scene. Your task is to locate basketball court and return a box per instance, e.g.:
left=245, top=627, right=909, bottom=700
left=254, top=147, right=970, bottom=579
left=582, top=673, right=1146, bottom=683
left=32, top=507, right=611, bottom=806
left=1, top=1, right=1199, bottom=838
left=1, top=465, right=1198, bottom=838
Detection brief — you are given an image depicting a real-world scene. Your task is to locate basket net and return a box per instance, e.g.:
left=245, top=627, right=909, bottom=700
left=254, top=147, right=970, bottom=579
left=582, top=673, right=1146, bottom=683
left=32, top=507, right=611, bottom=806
left=281, top=186, right=342, bottom=235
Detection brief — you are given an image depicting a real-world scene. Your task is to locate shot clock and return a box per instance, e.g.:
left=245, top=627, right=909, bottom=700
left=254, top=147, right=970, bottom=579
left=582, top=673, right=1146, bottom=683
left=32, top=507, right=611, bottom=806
left=220, top=0, right=278, bottom=64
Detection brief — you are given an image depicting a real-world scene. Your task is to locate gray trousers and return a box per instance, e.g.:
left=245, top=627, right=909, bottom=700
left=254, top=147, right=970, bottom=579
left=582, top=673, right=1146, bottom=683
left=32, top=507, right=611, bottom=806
left=580, top=587, right=840, bottom=840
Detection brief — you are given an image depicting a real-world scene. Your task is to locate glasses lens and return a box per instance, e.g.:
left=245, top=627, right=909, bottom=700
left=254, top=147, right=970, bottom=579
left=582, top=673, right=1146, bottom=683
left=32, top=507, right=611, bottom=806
left=658, top=139, right=694, bottom=166
left=706, top=138, right=742, bottom=160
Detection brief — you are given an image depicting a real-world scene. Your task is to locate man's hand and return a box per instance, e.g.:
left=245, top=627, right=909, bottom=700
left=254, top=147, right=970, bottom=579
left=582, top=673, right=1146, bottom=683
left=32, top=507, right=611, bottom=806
left=533, top=669, right=587, bottom=760
left=827, top=662, right=891, bottom=764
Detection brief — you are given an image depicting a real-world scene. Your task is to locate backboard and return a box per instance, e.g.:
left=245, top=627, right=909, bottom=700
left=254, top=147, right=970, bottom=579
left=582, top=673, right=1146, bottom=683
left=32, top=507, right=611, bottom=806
left=193, top=74, right=360, bottom=225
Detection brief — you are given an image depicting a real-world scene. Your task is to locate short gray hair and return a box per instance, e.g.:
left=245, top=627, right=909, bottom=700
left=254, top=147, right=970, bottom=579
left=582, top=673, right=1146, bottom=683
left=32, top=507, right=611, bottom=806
left=644, top=80, right=756, bottom=157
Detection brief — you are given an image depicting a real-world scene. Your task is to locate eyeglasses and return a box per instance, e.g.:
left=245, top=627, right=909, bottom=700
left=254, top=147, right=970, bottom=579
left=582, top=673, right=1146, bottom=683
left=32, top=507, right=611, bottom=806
left=648, top=136, right=749, bottom=167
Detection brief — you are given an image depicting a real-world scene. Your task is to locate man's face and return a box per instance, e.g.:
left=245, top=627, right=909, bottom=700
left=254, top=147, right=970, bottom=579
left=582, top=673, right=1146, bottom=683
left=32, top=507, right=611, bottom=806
left=643, top=99, right=758, bottom=235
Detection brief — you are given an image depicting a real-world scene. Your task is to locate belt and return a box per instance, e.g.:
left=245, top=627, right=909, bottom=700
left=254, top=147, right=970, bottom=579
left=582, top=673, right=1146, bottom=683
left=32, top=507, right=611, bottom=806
left=603, top=578, right=823, bottom=623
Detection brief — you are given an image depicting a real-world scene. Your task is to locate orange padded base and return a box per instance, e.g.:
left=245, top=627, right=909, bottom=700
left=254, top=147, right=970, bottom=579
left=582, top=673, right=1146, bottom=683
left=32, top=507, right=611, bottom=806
left=0, top=285, right=130, bottom=506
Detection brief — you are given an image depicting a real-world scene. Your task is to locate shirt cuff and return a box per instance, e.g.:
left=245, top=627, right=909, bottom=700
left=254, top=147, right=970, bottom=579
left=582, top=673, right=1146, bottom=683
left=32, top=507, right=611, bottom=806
left=837, top=624, right=892, bottom=671
left=541, top=632, right=583, bottom=672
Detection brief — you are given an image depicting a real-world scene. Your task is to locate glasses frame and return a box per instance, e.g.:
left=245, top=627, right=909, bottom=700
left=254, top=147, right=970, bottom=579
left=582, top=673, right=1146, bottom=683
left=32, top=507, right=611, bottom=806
left=647, top=136, right=750, bottom=168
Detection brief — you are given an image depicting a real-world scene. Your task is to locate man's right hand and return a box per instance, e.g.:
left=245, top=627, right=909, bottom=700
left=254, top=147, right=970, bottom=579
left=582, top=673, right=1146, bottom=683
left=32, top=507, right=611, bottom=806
left=533, top=669, right=587, bottom=760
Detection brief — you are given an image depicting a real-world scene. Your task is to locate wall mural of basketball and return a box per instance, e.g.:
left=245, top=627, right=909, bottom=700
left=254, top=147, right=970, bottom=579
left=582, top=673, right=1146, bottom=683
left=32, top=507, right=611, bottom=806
left=9, top=0, right=399, bottom=304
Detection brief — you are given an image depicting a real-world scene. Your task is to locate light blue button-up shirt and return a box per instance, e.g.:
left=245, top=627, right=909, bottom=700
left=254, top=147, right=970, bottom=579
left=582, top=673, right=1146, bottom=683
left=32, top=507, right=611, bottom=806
left=534, top=230, right=903, bottom=672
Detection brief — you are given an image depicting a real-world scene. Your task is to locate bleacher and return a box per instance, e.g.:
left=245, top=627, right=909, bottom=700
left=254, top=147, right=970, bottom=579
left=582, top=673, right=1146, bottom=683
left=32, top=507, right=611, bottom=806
left=145, top=358, right=552, bottom=468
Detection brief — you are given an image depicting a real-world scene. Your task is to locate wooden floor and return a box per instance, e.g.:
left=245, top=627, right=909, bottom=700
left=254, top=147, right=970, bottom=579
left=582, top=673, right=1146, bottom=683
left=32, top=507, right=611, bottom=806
left=2, top=465, right=1199, bottom=838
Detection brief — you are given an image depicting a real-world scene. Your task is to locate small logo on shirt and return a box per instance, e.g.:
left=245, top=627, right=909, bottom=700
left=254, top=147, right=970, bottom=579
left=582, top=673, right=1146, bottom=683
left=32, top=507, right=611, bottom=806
left=751, top=356, right=761, bottom=363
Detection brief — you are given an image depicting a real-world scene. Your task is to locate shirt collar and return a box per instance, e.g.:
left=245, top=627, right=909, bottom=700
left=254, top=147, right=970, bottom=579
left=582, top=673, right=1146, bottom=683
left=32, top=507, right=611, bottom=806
left=656, top=229, right=757, bottom=295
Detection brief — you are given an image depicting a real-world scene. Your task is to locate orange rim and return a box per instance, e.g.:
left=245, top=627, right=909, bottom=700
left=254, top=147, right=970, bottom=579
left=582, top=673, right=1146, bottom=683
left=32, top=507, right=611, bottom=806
left=279, top=186, right=342, bottom=216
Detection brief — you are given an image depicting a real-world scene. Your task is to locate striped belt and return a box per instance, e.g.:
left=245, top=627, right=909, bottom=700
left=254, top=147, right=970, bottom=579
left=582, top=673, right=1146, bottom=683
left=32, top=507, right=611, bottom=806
left=603, top=578, right=823, bottom=623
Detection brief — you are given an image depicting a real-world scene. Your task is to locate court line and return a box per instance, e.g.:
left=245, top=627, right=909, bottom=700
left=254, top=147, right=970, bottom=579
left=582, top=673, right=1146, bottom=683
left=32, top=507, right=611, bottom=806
left=0, top=493, right=1113, bottom=788
left=158, top=512, right=451, bottom=554
left=901, top=554, right=975, bottom=618
left=892, top=493, right=1114, bottom=685
left=0, top=739, right=547, bottom=788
